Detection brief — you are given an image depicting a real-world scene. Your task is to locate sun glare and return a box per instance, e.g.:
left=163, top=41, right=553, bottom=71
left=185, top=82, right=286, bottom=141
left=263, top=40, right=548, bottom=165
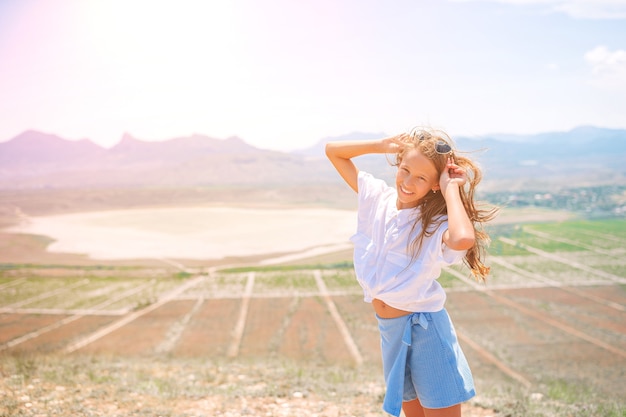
left=75, top=0, right=244, bottom=141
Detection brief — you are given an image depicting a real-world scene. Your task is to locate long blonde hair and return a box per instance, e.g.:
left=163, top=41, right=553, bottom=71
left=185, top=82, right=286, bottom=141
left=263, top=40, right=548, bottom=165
left=394, top=128, right=498, bottom=282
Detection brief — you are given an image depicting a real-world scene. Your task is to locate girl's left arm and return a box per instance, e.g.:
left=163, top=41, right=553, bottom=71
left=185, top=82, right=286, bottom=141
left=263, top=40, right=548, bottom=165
left=440, top=158, right=475, bottom=251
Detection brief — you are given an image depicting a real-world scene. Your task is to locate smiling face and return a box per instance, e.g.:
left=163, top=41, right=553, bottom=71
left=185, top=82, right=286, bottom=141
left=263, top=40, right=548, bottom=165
left=395, top=148, right=440, bottom=210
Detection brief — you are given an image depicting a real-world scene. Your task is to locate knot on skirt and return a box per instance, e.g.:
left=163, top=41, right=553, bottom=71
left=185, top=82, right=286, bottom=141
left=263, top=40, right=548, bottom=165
left=402, top=312, right=429, bottom=346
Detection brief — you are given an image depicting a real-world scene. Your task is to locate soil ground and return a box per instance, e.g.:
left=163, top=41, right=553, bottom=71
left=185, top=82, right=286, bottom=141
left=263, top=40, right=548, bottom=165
left=0, top=189, right=624, bottom=417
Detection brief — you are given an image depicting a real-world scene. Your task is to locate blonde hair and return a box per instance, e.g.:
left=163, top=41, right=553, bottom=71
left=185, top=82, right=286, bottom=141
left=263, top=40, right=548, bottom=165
left=393, top=127, right=498, bottom=282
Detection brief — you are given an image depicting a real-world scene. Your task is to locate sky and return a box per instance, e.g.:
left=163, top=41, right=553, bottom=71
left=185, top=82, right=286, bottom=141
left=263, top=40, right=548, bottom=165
left=1, top=0, right=625, bottom=151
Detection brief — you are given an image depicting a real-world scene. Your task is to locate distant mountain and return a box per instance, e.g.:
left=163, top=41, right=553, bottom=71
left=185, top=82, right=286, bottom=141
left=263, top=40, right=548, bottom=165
left=451, top=126, right=626, bottom=190
left=0, top=126, right=625, bottom=190
left=0, top=130, right=106, bottom=174
left=0, top=130, right=337, bottom=188
left=109, top=133, right=258, bottom=164
left=296, top=126, right=626, bottom=191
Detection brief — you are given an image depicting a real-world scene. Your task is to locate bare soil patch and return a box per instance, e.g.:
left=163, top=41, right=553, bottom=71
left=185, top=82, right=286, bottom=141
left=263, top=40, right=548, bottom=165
left=238, top=298, right=294, bottom=358
left=9, top=315, right=117, bottom=354
left=173, top=299, right=241, bottom=357
left=279, top=297, right=354, bottom=364
left=0, top=315, right=61, bottom=345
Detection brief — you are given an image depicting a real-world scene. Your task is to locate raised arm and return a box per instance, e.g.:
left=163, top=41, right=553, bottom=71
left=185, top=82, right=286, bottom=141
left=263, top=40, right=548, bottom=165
left=325, top=135, right=404, bottom=192
left=440, top=157, right=476, bottom=251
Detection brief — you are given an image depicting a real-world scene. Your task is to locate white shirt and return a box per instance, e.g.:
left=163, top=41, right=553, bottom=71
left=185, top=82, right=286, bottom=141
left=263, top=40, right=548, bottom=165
left=350, top=171, right=466, bottom=312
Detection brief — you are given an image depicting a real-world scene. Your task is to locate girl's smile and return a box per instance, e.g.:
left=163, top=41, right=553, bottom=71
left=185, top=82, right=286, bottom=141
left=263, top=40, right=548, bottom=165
left=395, top=149, right=439, bottom=210
left=399, top=184, right=415, bottom=194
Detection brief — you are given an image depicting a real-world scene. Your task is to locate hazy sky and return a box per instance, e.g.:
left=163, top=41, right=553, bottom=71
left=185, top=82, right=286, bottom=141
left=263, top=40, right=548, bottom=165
left=1, top=0, right=625, bottom=151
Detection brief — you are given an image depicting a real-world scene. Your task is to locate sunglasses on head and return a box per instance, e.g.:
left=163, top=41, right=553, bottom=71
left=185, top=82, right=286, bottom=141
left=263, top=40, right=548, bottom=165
left=417, top=134, right=453, bottom=155
left=434, top=141, right=452, bottom=154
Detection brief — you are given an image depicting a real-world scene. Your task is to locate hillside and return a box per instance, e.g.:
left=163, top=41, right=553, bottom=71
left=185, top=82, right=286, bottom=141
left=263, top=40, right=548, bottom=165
left=302, top=127, right=626, bottom=190
left=454, top=126, right=626, bottom=190
left=1, top=127, right=625, bottom=190
left=0, top=131, right=336, bottom=188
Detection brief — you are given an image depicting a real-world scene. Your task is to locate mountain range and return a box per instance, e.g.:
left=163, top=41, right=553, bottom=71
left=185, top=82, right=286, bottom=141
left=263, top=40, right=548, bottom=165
left=1, top=127, right=625, bottom=191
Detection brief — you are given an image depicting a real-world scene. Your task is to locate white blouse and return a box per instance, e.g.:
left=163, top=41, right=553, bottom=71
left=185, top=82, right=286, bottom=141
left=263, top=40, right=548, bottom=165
left=350, top=171, right=466, bottom=312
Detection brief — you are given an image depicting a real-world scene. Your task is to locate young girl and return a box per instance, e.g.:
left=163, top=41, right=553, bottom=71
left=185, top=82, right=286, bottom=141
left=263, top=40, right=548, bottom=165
left=325, top=128, right=496, bottom=417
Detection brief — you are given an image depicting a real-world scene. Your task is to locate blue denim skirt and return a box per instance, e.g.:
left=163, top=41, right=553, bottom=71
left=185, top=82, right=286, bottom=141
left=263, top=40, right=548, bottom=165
left=377, top=309, right=475, bottom=416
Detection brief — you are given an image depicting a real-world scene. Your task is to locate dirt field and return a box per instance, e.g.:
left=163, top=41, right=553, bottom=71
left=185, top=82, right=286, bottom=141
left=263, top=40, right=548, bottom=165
left=2, top=266, right=625, bottom=416
left=1, top=190, right=625, bottom=416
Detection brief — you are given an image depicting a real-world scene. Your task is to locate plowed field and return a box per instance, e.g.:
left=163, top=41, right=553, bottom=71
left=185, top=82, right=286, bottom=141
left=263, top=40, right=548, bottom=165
left=1, top=218, right=625, bottom=416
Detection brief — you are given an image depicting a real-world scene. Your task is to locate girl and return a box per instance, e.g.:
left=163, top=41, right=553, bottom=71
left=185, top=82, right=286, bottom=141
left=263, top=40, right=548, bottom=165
left=325, top=128, right=496, bottom=417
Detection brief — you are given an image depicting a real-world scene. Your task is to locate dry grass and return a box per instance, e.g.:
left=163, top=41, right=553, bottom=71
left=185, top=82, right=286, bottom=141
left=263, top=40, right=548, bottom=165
left=0, top=353, right=389, bottom=417
left=2, top=353, right=623, bottom=417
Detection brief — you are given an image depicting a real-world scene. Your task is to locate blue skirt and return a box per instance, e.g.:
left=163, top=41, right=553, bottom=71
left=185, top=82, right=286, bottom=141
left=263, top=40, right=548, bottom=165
left=377, top=309, right=475, bottom=416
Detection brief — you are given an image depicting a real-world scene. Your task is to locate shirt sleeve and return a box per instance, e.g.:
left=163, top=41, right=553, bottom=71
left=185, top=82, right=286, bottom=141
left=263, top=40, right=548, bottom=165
left=356, top=171, right=390, bottom=230
left=357, top=171, right=391, bottom=209
left=358, top=171, right=385, bottom=204
left=433, top=221, right=467, bottom=265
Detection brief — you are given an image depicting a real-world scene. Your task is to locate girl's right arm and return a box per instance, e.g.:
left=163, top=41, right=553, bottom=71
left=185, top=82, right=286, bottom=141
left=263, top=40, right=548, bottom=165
left=325, top=136, right=404, bottom=192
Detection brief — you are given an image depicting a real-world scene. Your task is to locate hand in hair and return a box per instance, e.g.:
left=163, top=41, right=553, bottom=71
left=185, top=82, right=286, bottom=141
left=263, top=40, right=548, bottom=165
left=439, top=157, right=467, bottom=195
left=380, top=133, right=408, bottom=154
